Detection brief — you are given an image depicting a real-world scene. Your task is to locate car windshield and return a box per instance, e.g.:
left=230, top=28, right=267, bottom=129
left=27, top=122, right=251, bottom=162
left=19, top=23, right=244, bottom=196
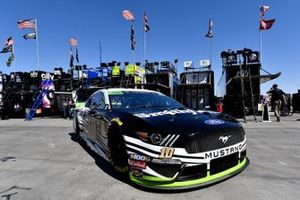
left=108, top=91, right=184, bottom=110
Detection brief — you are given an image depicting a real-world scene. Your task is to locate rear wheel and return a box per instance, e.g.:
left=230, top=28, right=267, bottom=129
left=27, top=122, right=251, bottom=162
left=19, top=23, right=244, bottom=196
left=108, top=126, right=129, bottom=173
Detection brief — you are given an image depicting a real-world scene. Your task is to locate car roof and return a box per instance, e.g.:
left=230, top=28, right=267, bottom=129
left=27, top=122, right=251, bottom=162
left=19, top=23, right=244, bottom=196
left=105, top=88, right=161, bottom=94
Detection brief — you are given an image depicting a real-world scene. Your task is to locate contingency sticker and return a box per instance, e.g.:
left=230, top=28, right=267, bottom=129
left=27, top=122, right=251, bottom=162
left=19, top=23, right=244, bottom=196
left=132, top=169, right=143, bottom=178
left=111, top=118, right=123, bottom=126
left=128, top=159, right=146, bottom=169
left=129, top=153, right=151, bottom=162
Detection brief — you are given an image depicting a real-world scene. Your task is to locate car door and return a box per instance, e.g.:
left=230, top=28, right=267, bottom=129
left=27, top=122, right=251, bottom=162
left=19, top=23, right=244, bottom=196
left=87, top=91, right=104, bottom=141
left=90, top=91, right=109, bottom=148
left=80, top=95, right=94, bottom=135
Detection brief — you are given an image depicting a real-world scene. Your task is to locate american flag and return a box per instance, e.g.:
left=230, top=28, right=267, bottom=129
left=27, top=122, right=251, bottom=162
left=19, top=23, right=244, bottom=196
left=122, top=10, right=134, bottom=21
left=144, top=12, right=150, bottom=32
left=17, top=19, right=36, bottom=30
left=260, top=19, right=275, bottom=30
left=68, top=38, right=78, bottom=47
left=260, top=5, right=270, bottom=17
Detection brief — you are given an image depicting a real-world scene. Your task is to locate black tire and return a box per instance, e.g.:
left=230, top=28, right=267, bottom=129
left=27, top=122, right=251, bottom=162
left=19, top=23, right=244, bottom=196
left=108, top=125, right=129, bottom=173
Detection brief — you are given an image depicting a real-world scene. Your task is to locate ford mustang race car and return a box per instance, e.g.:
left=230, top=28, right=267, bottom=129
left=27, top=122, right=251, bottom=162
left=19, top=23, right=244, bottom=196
left=73, top=88, right=249, bottom=190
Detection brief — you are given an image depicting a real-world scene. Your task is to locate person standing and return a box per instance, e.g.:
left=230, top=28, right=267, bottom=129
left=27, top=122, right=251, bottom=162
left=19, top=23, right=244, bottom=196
left=64, top=97, right=75, bottom=119
left=217, top=99, right=224, bottom=113
left=267, top=84, right=285, bottom=122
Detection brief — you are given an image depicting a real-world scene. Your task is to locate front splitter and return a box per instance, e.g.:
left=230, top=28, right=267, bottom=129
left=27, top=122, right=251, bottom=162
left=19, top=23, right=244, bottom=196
left=129, top=157, right=250, bottom=190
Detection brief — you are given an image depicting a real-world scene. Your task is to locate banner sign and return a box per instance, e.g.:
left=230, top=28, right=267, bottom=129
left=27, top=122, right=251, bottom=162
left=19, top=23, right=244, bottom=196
left=200, top=59, right=210, bottom=67
left=184, top=61, right=193, bottom=68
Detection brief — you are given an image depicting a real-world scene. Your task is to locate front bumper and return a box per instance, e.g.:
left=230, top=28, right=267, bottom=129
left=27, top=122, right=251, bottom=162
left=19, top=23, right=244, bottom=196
left=124, top=135, right=248, bottom=190
left=130, top=157, right=249, bottom=190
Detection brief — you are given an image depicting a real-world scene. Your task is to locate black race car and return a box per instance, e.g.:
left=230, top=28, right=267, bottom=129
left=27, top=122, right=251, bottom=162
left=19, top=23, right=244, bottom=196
left=73, top=88, right=249, bottom=190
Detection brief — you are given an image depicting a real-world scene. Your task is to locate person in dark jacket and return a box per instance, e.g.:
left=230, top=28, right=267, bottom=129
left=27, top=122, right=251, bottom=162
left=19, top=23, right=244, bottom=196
left=267, top=84, right=285, bottom=122
left=64, top=97, right=75, bottom=119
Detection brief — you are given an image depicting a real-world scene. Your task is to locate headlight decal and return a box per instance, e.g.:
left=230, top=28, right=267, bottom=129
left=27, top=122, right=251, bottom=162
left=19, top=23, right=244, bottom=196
left=135, top=131, right=148, bottom=142
left=135, top=132, right=180, bottom=147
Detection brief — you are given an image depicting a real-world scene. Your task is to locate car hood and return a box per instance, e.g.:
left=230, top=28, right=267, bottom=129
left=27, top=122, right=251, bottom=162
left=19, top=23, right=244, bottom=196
left=115, top=108, right=242, bottom=135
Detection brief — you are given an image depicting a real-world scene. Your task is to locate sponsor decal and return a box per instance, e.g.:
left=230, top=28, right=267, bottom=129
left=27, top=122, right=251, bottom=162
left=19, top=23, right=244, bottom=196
left=204, top=143, right=244, bottom=159
left=134, top=109, right=197, bottom=118
left=129, top=153, right=150, bottom=162
left=150, top=133, right=162, bottom=145
left=132, top=169, right=143, bottom=178
left=219, top=135, right=231, bottom=144
left=204, top=119, right=225, bottom=125
left=128, top=159, right=146, bottom=169
left=158, top=147, right=175, bottom=159
left=111, top=118, right=123, bottom=126
left=41, top=73, right=54, bottom=80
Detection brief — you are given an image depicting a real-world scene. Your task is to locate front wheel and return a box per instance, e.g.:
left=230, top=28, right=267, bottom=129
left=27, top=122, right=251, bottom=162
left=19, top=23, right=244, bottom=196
left=108, top=126, right=129, bottom=173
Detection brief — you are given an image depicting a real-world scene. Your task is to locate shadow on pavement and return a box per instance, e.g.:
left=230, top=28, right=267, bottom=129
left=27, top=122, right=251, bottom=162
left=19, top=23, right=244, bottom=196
left=0, top=186, right=31, bottom=200
left=68, top=132, right=130, bottom=185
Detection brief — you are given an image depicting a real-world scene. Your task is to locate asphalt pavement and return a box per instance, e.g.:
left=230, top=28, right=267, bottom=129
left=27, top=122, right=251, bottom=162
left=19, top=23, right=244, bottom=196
left=0, top=114, right=299, bottom=200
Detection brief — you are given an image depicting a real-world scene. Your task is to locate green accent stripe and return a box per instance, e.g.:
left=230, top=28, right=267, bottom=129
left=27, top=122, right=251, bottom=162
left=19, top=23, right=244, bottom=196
left=130, top=158, right=247, bottom=189
left=108, top=91, right=124, bottom=95
left=142, top=175, right=174, bottom=182
left=75, top=102, right=85, bottom=108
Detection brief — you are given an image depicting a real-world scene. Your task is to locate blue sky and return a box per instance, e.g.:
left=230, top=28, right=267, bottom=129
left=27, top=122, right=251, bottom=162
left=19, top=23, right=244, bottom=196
left=0, top=0, right=300, bottom=94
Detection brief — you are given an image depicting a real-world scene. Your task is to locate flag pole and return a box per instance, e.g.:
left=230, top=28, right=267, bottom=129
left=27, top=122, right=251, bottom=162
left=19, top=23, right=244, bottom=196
left=12, top=38, right=15, bottom=70
left=35, top=18, right=40, bottom=71
left=143, top=15, right=146, bottom=64
left=142, top=12, right=146, bottom=89
left=132, top=49, right=136, bottom=63
left=99, top=41, right=102, bottom=66
left=259, top=17, right=264, bottom=103
left=259, top=29, right=263, bottom=63
left=209, top=36, right=212, bottom=70
left=259, top=7, right=263, bottom=64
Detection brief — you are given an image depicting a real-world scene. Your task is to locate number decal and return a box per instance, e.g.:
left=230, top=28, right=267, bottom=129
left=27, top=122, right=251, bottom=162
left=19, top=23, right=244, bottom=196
left=158, top=147, right=175, bottom=159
